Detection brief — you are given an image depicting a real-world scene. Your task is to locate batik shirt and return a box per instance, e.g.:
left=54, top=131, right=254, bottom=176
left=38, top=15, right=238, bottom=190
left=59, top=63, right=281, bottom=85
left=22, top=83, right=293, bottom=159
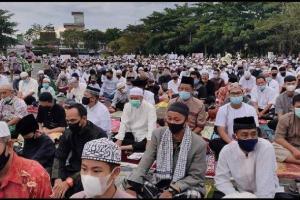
left=0, top=96, right=28, bottom=122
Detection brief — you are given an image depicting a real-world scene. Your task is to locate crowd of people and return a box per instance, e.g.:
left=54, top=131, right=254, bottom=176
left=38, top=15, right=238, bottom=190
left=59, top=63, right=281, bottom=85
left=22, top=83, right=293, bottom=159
left=0, top=47, right=300, bottom=198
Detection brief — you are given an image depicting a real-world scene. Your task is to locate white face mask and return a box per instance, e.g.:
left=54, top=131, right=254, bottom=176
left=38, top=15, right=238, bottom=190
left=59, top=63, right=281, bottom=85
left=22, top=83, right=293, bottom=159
left=286, top=85, right=296, bottom=92
left=81, top=173, right=113, bottom=198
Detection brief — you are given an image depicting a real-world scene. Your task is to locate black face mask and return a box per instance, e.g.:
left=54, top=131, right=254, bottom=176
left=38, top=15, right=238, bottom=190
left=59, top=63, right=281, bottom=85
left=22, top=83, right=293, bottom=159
left=41, top=105, right=52, bottom=112
left=68, top=122, right=82, bottom=133
left=172, top=77, right=178, bottom=80
left=280, top=72, right=286, bottom=77
left=106, top=76, right=112, bottom=80
left=167, top=122, right=185, bottom=134
left=117, top=75, right=121, bottom=78
left=82, top=97, right=90, bottom=105
left=0, top=145, right=10, bottom=171
left=271, top=73, right=277, bottom=77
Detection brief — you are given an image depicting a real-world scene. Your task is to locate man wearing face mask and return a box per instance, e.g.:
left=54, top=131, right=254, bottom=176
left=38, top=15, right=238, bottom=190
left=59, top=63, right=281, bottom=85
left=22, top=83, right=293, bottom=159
left=210, top=83, right=259, bottom=160
left=210, top=68, right=225, bottom=91
left=169, top=76, right=206, bottom=135
left=100, top=70, right=118, bottom=101
left=115, top=69, right=126, bottom=84
left=273, top=94, right=300, bottom=165
left=0, top=84, right=28, bottom=139
left=114, top=87, right=157, bottom=152
left=71, top=138, right=134, bottom=198
left=36, top=92, right=66, bottom=137
left=263, top=70, right=280, bottom=95
left=66, top=75, right=87, bottom=103
left=167, top=72, right=181, bottom=98
left=214, top=116, right=281, bottom=198
left=110, top=82, right=129, bottom=111
left=239, top=71, right=256, bottom=95
left=0, top=122, right=52, bottom=198
left=51, top=104, right=107, bottom=198
left=126, top=102, right=207, bottom=198
left=15, top=114, right=56, bottom=175
left=18, top=71, right=39, bottom=105
left=251, top=75, right=276, bottom=119
left=83, top=86, right=111, bottom=134
left=271, top=66, right=284, bottom=88
left=40, top=77, right=56, bottom=97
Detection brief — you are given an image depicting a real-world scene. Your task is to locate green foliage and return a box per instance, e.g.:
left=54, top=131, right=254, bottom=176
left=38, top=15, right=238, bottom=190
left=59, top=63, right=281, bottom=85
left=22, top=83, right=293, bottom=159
left=82, top=29, right=105, bottom=51
left=61, top=29, right=84, bottom=50
left=0, top=9, right=18, bottom=53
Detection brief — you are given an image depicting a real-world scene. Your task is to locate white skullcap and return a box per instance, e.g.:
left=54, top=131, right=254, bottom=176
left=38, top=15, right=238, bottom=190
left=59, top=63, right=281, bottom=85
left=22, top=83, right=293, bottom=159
left=117, top=82, right=126, bottom=90
left=189, top=68, right=195, bottom=72
left=223, top=192, right=257, bottom=198
left=20, top=72, right=29, bottom=78
left=43, top=77, right=50, bottom=83
left=138, top=67, right=144, bottom=71
left=116, top=69, right=122, bottom=74
left=0, top=122, right=10, bottom=138
left=201, top=70, right=209, bottom=76
left=38, top=70, right=44, bottom=74
left=129, top=87, right=143, bottom=96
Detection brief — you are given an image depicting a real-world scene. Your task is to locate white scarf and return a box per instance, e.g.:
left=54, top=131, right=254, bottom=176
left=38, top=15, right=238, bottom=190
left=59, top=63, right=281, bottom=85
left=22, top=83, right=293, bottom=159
left=156, top=126, right=192, bottom=182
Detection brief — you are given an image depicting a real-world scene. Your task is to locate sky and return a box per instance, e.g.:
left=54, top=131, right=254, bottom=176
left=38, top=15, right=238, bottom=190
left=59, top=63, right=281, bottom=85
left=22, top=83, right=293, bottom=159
left=0, top=2, right=193, bottom=35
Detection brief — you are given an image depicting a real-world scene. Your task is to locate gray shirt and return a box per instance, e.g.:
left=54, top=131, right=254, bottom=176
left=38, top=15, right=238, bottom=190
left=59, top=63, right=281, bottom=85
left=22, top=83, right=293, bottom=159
left=127, top=127, right=207, bottom=194
left=275, top=92, right=294, bottom=115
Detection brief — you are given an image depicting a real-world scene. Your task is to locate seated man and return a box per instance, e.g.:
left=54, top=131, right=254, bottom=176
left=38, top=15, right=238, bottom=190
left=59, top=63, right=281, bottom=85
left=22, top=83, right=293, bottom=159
left=239, top=71, right=256, bottom=96
left=18, top=71, right=39, bottom=105
left=71, top=138, right=134, bottom=198
left=82, top=86, right=111, bottom=134
left=273, top=94, right=300, bottom=165
left=114, top=87, right=157, bottom=153
left=51, top=103, right=107, bottom=198
left=40, top=77, right=56, bottom=97
left=126, top=102, right=207, bottom=198
left=15, top=114, right=56, bottom=175
left=168, top=76, right=206, bottom=135
left=110, top=82, right=129, bottom=112
left=209, top=83, right=259, bottom=160
left=100, top=70, right=118, bottom=101
left=66, top=75, right=87, bottom=103
left=251, top=75, right=276, bottom=119
left=36, top=92, right=66, bottom=137
left=0, top=122, right=52, bottom=198
left=214, top=116, right=281, bottom=198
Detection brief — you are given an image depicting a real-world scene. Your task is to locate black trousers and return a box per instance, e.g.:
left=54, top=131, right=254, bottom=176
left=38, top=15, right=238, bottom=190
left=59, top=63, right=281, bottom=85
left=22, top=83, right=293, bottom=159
left=208, top=138, right=227, bottom=161
left=113, top=132, right=147, bottom=152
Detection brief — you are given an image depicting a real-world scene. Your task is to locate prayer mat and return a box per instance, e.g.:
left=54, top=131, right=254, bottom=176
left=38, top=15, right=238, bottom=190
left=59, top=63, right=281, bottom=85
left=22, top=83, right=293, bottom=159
left=276, top=162, right=300, bottom=179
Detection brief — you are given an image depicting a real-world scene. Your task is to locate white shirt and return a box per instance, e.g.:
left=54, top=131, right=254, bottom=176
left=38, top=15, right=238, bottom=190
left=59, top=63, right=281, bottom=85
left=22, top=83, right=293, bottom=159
left=40, top=86, right=56, bottom=97
left=18, top=78, right=39, bottom=99
left=115, top=100, right=157, bottom=142
left=117, top=76, right=126, bottom=85
left=267, top=79, right=280, bottom=96
left=0, top=75, right=9, bottom=85
left=274, top=75, right=284, bottom=87
left=143, top=90, right=155, bottom=105
left=167, top=79, right=181, bottom=94
left=66, top=82, right=87, bottom=103
left=87, top=101, right=111, bottom=133
left=215, top=138, right=281, bottom=198
left=250, top=86, right=276, bottom=109
left=220, top=71, right=229, bottom=84
left=215, top=103, right=259, bottom=139
left=239, top=75, right=256, bottom=94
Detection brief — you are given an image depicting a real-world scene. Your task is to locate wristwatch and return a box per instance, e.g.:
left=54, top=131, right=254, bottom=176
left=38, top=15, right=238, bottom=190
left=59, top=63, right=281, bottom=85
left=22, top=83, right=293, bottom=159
left=66, top=177, right=74, bottom=187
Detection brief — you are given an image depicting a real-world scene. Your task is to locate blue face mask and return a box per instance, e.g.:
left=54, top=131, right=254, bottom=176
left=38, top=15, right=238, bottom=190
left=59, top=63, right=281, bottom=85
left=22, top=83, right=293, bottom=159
left=194, top=79, right=199, bottom=85
left=179, top=91, right=191, bottom=101
left=258, top=85, right=266, bottom=92
left=238, top=138, right=258, bottom=152
left=230, top=96, right=243, bottom=105
left=295, top=108, right=300, bottom=118
left=42, top=83, right=49, bottom=89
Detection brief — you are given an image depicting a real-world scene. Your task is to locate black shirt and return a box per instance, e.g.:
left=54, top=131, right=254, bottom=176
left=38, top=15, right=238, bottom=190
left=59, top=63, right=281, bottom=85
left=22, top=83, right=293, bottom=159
left=36, top=104, right=67, bottom=129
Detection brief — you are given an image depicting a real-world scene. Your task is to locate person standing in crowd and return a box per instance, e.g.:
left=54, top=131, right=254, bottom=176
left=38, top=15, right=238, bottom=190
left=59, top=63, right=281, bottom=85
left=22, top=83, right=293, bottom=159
left=251, top=75, right=276, bottom=118
left=82, top=86, right=111, bottom=134
left=210, top=83, right=259, bottom=159
left=36, top=92, right=66, bottom=136
left=169, top=76, right=206, bottom=135
left=114, top=87, right=157, bottom=152
left=214, top=117, right=281, bottom=198
left=210, top=68, right=225, bottom=92
left=110, top=82, right=129, bottom=111
left=126, top=102, right=207, bottom=198
left=51, top=104, right=107, bottom=198
left=0, top=122, right=52, bottom=198
left=273, top=94, right=300, bottom=165
left=0, top=84, right=28, bottom=139
left=100, top=69, right=118, bottom=101
left=18, top=71, right=39, bottom=105
left=71, top=138, right=134, bottom=198
left=15, top=114, right=56, bottom=175
left=167, top=71, right=181, bottom=98
left=40, top=77, right=56, bottom=97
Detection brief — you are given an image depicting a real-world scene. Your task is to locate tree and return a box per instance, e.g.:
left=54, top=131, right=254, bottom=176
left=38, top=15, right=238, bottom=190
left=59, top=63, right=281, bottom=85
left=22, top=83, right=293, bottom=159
left=24, top=23, right=43, bottom=42
left=83, top=29, right=105, bottom=51
left=104, top=28, right=122, bottom=43
left=61, top=29, right=84, bottom=52
left=0, top=9, right=18, bottom=53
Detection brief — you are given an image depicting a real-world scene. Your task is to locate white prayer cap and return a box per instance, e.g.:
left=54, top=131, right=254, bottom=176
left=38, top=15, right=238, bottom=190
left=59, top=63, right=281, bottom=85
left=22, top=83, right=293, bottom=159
left=43, top=77, right=50, bottom=83
left=201, top=70, right=209, bottom=76
left=38, top=70, right=44, bottom=75
left=20, top=72, right=29, bottom=78
left=189, top=68, right=195, bottom=72
left=117, top=82, right=126, bottom=90
left=129, top=87, right=143, bottom=97
left=116, top=69, right=122, bottom=74
left=0, top=122, right=10, bottom=138
left=244, top=71, right=251, bottom=77
left=223, top=192, right=257, bottom=198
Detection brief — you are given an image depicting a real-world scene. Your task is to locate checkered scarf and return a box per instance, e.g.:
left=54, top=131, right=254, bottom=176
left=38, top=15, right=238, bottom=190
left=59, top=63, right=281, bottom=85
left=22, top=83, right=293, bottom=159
left=156, top=126, right=192, bottom=182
